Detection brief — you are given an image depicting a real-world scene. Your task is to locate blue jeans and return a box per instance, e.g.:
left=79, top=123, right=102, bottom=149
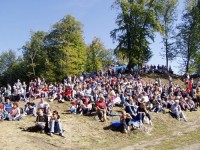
left=139, top=113, right=152, bottom=122
left=25, top=108, right=36, bottom=116
left=121, top=119, right=130, bottom=130
left=120, top=94, right=125, bottom=105
left=125, top=106, right=137, bottom=117
left=8, top=115, right=22, bottom=121
left=50, top=120, right=63, bottom=133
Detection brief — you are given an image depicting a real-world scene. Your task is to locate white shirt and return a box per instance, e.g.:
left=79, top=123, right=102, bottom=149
left=37, top=102, right=50, bottom=110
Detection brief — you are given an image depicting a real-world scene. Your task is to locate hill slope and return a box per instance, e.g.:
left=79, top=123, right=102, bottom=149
left=1, top=75, right=199, bottom=150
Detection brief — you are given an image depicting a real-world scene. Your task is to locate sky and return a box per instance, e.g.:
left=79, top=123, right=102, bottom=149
left=0, top=0, right=184, bottom=74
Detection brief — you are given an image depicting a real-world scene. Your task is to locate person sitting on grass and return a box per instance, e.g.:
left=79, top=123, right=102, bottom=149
left=70, top=101, right=77, bottom=114
left=23, top=108, right=48, bottom=133
left=80, top=96, right=92, bottom=115
left=120, top=110, right=132, bottom=133
left=179, top=96, right=190, bottom=111
left=7, top=102, right=22, bottom=121
left=24, top=98, right=36, bottom=116
left=137, top=102, right=152, bottom=125
left=57, top=90, right=64, bottom=103
left=185, top=96, right=197, bottom=112
left=64, top=86, right=73, bottom=101
left=49, top=110, right=64, bottom=137
left=37, top=97, right=50, bottom=115
left=35, top=108, right=49, bottom=132
left=170, top=99, right=187, bottom=122
left=124, top=96, right=138, bottom=118
left=3, top=98, right=12, bottom=119
left=0, top=102, right=5, bottom=120
left=96, top=96, right=107, bottom=122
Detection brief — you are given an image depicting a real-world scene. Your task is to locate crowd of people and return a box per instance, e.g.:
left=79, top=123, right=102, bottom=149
left=0, top=69, right=199, bottom=134
left=113, top=64, right=174, bottom=76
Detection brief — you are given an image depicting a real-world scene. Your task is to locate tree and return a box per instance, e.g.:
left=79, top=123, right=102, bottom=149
left=22, top=31, right=46, bottom=78
left=86, top=37, right=111, bottom=73
left=44, top=15, right=87, bottom=81
left=101, top=49, right=116, bottom=70
left=111, top=0, right=163, bottom=70
left=0, top=50, right=28, bottom=85
left=0, top=49, right=16, bottom=75
left=159, top=0, right=178, bottom=68
left=176, top=0, right=200, bottom=74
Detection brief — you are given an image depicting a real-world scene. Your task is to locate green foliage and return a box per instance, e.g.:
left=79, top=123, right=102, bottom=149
left=0, top=50, right=28, bottom=85
left=111, top=0, right=163, bottom=69
left=86, top=37, right=113, bottom=73
left=176, top=1, right=200, bottom=74
left=44, top=15, right=87, bottom=80
left=159, top=0, right=178, bottom=68
left=0, top=49, right=16, bottom=75
left=22, top=31, right=47, bottom=79
left=193, top=51, right=200, bottom=73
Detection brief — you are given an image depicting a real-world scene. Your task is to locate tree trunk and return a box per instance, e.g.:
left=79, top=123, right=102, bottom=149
left=127, top=59, right=135, bottom=71
left=166, top=38, right=169, bottom=68
left=31, top=58, right=36, bottom=77
left=186, top=43, right=190, bottom=73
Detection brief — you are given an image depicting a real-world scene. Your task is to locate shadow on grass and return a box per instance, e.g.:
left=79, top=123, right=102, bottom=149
left=103, top=124, right=123, bottom=133
left=19, top=125, right=47, bottom=133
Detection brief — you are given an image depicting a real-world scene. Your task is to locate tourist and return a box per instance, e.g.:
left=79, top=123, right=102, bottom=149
left=96, top=96, right=107, bottom=122
left=120, top=110, right=132, bottom=133
left=7, top=102, right=22, bottom=121
left=170, top=100, right=187, bottom=122
left=37, top=97, right=50, bottom=114
left=3, top=98, right=12, bottom=119
left=24, top=98, right=37, bottom=116
left=49, top=110, right=64, bottom=137
left=35, top=108, right=48, bottom=133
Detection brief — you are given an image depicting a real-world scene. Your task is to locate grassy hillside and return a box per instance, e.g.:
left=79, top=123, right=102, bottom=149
left=1, top=75, right=199, bottom=150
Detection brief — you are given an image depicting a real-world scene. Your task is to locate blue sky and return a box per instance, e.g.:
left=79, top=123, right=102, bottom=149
left=0, top=0, right=184, bottom=74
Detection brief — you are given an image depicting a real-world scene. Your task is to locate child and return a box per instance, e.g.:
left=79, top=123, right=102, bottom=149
left=7, top=102, right=21, bottom=121
left=120, top=110, right=132, bottom=133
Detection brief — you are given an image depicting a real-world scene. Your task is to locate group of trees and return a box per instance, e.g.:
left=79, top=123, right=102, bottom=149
left=0, top=15, right=114, bottom=85
left=111, top=0, right=200, bottom=74
left=0, top=0, right=199, bottom=85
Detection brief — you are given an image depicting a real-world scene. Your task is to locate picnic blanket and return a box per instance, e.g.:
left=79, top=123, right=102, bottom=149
left=111, top=119, right=140, bottom=129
